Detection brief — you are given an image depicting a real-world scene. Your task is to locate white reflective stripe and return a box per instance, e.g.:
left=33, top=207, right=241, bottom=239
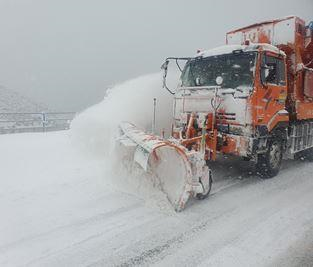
left=118, top=137, right=137, bottom=147
left=267, top=110, right=289, bottom=130
left=278, top=109, right=289, bottom=115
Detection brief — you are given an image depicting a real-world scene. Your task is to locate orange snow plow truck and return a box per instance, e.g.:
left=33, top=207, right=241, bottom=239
left=118, top=16, right=313, bottom=211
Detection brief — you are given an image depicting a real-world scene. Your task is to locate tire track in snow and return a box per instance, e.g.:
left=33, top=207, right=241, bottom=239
left=90, top=160, right=313, bottom=266
left=0, top=202, right=141, bottom=253
left=89, top=206, right=237, bottom=267
left=24, top=210, right=167, bottom=267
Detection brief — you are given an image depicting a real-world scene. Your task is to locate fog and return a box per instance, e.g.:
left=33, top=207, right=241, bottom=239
left=0, top=0, right=312, bottom=111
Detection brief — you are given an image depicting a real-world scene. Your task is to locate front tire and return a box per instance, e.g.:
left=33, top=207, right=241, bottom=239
left=256, top=138, right=283, bottom=178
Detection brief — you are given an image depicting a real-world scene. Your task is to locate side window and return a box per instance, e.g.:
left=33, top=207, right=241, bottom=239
left=277, top=59, right=286, bottom=85
left=264, top=56, right=277, bottom=84
left=261, top=54, right=286, bottom=86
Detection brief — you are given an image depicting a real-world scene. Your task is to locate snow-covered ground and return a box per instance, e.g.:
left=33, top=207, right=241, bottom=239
left=0, top=131, right=313, bottom=266
left=1, top=73, right=313, bottom=266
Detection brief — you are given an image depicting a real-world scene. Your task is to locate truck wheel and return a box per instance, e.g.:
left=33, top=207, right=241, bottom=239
left=302, top=148, right=313, bottom=161
left=256, top=138, right=283, bottom=178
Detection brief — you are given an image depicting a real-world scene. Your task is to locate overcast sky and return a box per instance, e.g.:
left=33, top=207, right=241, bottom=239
left=0, top=0, right=312, bottom=111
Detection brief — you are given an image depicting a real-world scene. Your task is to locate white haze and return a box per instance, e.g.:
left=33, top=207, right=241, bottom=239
left=0, top=0, right=312, bottom=111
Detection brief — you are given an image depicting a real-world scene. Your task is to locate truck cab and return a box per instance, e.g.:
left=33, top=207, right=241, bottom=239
left=172, top=44, right=288, bottom=158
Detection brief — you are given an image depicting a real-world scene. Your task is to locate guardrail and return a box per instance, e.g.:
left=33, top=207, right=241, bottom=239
left=0, top=112, right=76, bottom=134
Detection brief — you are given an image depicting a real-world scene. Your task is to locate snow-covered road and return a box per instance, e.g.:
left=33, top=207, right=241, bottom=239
left=0, top=131, right=312, bottom=266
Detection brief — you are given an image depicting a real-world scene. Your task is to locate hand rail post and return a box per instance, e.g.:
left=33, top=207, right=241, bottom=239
left=42, top=112, right=46, bottom=132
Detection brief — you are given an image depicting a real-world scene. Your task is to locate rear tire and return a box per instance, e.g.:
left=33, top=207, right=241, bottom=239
left=301, top=147, right=313, bottom=161
left=256, top=138, right=283, bottom=179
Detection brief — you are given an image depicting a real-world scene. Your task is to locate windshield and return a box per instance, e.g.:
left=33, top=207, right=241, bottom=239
left=180, top=52, right=257, bottom=89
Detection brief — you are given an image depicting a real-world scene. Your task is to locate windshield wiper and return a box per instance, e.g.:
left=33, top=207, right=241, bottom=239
left=234, top=87, right=244, bottom=93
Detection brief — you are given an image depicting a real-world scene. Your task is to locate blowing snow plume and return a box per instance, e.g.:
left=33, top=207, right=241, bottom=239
left=70, top=72, right=179, bottom=211
left=71, top=72, right=177, bottom=156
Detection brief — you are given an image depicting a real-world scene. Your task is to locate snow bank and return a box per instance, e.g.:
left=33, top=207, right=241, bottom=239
left=70, top=72, right=179, bottom=212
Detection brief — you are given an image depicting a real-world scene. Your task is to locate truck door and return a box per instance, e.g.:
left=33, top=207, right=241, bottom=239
left=258, top=53, right=288, bottom=131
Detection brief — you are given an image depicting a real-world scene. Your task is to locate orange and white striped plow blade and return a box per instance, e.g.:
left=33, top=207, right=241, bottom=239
left=117, top=122, right=211, bottom=211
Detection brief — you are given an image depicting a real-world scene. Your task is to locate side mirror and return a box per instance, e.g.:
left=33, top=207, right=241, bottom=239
left=195, top=77, right=201, bottom=86
left=261, top=65, right=272, bottom=87
left=161, top=60, right=169, bottom=71
left=160, top=59, right=175, bottom=94
left=160, top=57, right=191, bottom=95
left=216, top=76, right=223, bottom=86
left=161, top=60, right=169, bottom=88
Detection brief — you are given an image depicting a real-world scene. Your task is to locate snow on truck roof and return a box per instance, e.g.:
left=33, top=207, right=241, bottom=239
left=195, top=44, right=286, bottom=58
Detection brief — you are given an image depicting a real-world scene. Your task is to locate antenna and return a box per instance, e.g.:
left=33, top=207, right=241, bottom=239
left=152, top=98, right=156, bottom=134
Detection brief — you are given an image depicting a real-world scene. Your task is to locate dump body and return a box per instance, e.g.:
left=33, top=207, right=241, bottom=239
left=227, top=16, right=313, bottom=121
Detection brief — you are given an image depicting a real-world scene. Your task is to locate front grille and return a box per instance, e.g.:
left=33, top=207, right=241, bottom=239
left=216, top=112, right=236, bottom=123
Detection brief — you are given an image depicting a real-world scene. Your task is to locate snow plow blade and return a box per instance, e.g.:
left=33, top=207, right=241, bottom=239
left=117, top=122, right=212, bottom=211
